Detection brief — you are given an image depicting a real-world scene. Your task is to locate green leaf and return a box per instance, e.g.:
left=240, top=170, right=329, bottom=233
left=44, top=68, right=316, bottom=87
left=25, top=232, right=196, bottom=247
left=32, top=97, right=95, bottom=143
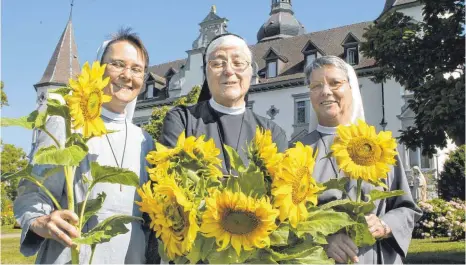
left=158, top=240, right=171, bottom=263
left=186, top=235, right=215, bottom=263
left=33, top=145, right=87, bottom=166
left=49, top=87, right=71, bottom=97
left=225, top=175, right=240, bottom=193
left=1, top=165, right=33, bottom=182
left=319, top=199, right=352, bottom=210
left=34, top=111, right=48, bottom=128
left=1, top=110, right=39, bottom=130
left=325, top=200, right=376, bottom=216
left=270, top=223, right=290, bottom=246
left=174, top=256, right=189, bottom=264
left=90, top=162, right=139, bottom=188
left=206, top=246, right=253, bottom=264
left=296, top=209, right=355, bottom=240
left=320, top=151, right=334, bottom=161
left=76, top=192, right=106, bottom=226
left=322, top=178, right=349, bottom=191
left=348, top=214, right=376, bottom=247
left=246, top=250, right=278, bottom=264
left=223, top=144, right=245, bottom=172
left=73, top=215, right=142, bottom=245
left=237, top=163, right=267, bottom=198
left=266, top=238, right=331, bottom=264
left=66, top=133, right=89, bottom=152
left=40, top=166, right=64, bottom=183
left=365, top=189, right=405, bottom=203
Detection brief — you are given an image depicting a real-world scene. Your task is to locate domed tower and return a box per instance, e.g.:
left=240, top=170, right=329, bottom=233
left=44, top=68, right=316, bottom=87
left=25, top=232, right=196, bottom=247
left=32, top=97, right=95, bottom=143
left=257, top=0, right=305, bottom=43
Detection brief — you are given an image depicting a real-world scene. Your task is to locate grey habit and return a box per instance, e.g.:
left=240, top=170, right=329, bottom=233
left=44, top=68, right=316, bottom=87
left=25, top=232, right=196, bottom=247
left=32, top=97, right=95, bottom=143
left=14, top=108, right=154, bottom=264
left=160, top=99, right=288, bottom=171
left=298, top=129, right=422, bottom=264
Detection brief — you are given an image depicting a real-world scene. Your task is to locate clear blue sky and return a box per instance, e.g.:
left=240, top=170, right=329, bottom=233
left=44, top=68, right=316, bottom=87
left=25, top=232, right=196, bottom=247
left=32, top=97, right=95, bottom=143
left=2, top=0, right=385, bottom=153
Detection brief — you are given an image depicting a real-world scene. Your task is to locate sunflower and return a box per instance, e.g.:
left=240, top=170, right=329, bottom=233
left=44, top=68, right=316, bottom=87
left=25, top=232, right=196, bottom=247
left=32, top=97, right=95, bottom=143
left=331, top=119, right=397, bottom=184
left=272, top=142, right=325, bottom=228
left=146, top=142, right=181, bottom=166
left=136, top=178, right=199, bottom=260
left=146, top=161, right=174, bottom=183
left=181, top=134, right=222, bottom=166
left=200, top=189, right=279, bottom=255
left=249, top=127, right=283, bottom=179
left=65, top=61, right=112, bottom=138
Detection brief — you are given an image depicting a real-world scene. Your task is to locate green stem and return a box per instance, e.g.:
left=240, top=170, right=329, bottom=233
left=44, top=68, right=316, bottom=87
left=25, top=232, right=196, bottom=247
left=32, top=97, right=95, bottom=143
left=41, top=127, right=61, bottom=148
left=64, top=166, right=79, bottom=264
left=89, top=245, right=97, bottom=264
left=78, top=186, right=93, bottom=230
left=26, top=177, right=62, bottom=210
left=356, top=179, right=363, bottom=203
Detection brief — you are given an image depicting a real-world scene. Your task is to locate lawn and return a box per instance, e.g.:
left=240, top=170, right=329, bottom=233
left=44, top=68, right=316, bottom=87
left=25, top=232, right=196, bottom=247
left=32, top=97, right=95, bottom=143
left=1, top=237, right=36, bottom=264
left=404, top=237, right=465, bottom=264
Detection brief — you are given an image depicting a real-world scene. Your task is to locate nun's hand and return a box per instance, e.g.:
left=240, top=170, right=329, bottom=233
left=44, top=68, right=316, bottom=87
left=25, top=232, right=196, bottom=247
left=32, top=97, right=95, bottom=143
left=365, top=214, right=391, bottom=239
left=30, top=210, right=80, bottom=248
left=324, top=232, right=359, bottom=263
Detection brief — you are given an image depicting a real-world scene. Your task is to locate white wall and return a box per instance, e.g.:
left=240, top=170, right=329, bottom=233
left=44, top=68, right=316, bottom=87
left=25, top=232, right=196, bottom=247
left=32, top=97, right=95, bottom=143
left=180, top=51, right=204, bottom=96
left=249, top=85, right=309, bottom=140
left=399, top=5, right=423, bottom=21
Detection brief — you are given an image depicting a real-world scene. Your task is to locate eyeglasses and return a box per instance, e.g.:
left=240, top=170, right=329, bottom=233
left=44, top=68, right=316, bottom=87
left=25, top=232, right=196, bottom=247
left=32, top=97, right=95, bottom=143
left=309, top=79, right=348, bottom=93
left=208, top=58, right=250, bottom=73
left=106, top=60, right=145, bottom=79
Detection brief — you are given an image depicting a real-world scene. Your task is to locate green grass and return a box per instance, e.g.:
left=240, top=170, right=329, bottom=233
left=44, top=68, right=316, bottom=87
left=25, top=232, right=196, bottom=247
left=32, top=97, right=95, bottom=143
left=404, top=237, right=465, bottom=264
left=1, top=237, right=36, bottom=264
left=1, top=225, right=21, bottom=235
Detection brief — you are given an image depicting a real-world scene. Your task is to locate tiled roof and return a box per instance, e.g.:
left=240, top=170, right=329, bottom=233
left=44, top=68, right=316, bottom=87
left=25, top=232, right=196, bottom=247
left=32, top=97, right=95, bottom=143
left=35, top=19, right=80, bottom=88
left=147, top=58, right=186, bottom=79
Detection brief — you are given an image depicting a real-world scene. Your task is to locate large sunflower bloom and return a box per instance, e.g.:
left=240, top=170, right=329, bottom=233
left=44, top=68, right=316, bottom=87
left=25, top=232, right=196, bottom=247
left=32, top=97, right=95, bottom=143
left=331, top=119, right=397, bottom=183
left=181, top=134, right=221, bottom=166
left=65, top=61, right=111, bottom=138
left=272, top=142, right=325, bottom=228
left=249, top=127, right=283, bottom=179
left=200, top=190, right=279, bottom=255
left=136, top=178, right=199, bottom=260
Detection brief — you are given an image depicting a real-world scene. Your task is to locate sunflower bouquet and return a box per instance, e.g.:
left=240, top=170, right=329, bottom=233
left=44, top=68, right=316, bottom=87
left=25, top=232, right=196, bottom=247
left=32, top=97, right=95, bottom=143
left=322, top=119, right=405, bottom=247
left=1, top=62, right=142, bottom=264
left=137, top=128, right=359, bottom=264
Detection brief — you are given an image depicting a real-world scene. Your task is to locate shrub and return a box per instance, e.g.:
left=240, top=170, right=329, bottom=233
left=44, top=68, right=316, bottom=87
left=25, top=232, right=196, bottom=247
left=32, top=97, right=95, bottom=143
left=438, top=145, right=465, bottom=201
left=414, top=198, right=466, bottom=241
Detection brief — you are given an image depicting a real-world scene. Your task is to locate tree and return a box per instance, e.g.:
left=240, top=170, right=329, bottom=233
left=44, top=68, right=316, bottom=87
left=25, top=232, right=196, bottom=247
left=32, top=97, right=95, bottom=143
left=361, top=0, right=465, bottom=156
left=0, top=142, right=29, bottom=200
left=0, top=81, right=9, bottom=107
left=438, top=145, right=465, bottom=201
left=144, top=85, right=201, bottom=141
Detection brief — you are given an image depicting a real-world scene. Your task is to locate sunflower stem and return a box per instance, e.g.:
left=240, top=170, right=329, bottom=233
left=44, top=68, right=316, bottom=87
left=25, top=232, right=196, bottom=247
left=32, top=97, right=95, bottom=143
left=25, top=177, right=62, bottom=210
left=64, top=165, right=80, bottom=264
left=42, top=127, right=61, bottom=149
left=356, top=179, right=363, bottom=203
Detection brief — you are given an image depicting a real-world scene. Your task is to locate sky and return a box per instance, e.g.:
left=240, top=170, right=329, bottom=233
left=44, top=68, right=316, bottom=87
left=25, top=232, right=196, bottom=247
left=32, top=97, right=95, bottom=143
left=1, top=0, right=386, bottom=153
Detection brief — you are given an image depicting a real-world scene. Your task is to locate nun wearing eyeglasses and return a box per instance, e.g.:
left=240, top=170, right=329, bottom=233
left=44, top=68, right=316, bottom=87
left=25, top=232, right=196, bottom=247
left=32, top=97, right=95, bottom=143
left=160, top=33, right=288, bottom=172
left=296, top=56, right=421, bottom=264
left=14, top=28, right=154, bottom=264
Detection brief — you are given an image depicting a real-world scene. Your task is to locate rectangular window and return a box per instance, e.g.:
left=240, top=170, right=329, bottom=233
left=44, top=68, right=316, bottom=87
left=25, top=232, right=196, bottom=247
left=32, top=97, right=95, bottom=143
left=306, top=53, right=316, bottom=68
left=295, top=100, right=310, bottom=124
left=267, top=61, right=277, bottom=78
left=146, top=84, right=154, bottom=99
left=347, top=47, right=358, bottom=65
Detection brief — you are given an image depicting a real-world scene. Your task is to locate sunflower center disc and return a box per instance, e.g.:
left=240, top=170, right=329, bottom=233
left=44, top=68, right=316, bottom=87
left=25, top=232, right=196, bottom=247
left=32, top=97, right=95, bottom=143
left=165, top=204, right=186, bottom=234
left=347, top=137, right=382, bottom=166
left=222, top=210, right=259, bottom=235
left=83, top=91, right=101, bottom=120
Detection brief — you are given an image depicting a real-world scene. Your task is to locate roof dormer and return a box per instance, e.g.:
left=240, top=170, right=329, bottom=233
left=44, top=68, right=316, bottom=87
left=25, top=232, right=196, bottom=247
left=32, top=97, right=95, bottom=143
left=263, top=47, right=288, bottom=78
left=341, top=33, right=360, bottom=65
left=301, top=40, right=325, bottom=68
